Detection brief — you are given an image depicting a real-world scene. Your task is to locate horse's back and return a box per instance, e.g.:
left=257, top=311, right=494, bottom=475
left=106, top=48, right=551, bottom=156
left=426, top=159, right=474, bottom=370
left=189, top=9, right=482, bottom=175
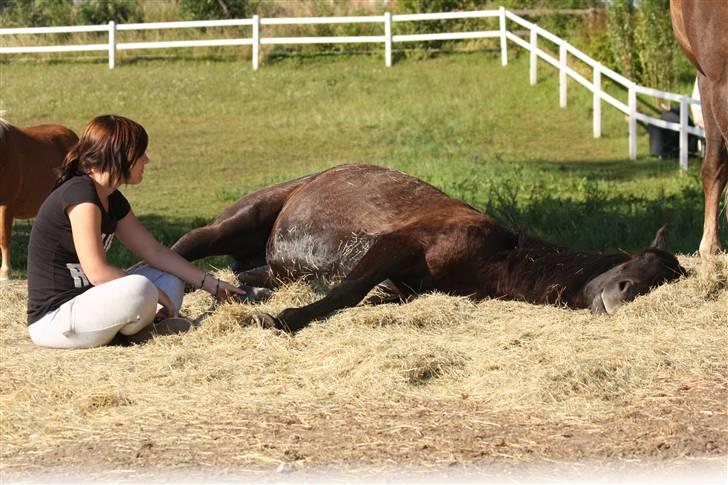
left=276, top=164, right=470, bottom=233
left=267, top=164, right=478, bottom=280
left=0, top=122, right=78, bottom=215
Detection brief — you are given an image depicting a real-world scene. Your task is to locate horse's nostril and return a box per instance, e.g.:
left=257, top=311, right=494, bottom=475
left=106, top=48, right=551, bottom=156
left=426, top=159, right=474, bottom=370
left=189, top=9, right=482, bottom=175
left=618, top=280, right=633, bottom=293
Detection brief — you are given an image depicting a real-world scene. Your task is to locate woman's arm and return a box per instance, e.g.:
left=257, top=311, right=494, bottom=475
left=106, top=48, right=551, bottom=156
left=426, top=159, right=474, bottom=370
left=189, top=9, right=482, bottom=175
left=68, top=203, right=127, bottom=286
left=115, top=210, right=243, bottom=299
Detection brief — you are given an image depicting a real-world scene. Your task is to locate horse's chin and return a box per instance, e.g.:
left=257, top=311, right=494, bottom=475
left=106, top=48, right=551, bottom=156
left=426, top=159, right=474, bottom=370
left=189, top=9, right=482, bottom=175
left=590, top=293, right=607, bottom=314
left=590, top=291, right=624, bottom=315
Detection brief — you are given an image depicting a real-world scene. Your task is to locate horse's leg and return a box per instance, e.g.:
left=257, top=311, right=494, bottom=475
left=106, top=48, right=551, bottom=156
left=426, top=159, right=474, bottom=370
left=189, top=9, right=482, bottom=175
left=363, top=279, right=411, bottom=305
left=0, top=205, right=12, bottom=281
left=697, top=76, right=728, bottom=258
left=262, top=233, right=425, bottom=333
left=171, top=177, right=311, bottom=263
left=236, top=265, right=276, bottom=289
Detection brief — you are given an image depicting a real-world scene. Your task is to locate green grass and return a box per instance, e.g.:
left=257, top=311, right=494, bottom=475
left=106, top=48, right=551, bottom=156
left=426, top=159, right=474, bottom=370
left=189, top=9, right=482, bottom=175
left=2, top=51, right=721, bottom=278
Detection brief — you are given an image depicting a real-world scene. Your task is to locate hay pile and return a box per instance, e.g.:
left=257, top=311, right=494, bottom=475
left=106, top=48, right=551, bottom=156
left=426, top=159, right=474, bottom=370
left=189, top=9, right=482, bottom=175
left=0, top=255, right=726, bottom=473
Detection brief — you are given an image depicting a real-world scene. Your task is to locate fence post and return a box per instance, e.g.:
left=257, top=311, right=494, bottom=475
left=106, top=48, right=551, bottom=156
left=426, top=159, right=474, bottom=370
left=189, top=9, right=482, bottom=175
left=593, top=64, right=601, bottom=138
left=108, top=21, right=116, bottom=69
left=499, top=7, right=507, bottom=66
left=529, top=28, right=537, bottom=85
left=628, top=84, right=637, bottom=160
left=252, top=14, right=260, bottom=71
left=679, top=95, right=689, bottom=171
left=384, top=12, right=392, bottom=67
left=559, top=43, right=567, bottom=108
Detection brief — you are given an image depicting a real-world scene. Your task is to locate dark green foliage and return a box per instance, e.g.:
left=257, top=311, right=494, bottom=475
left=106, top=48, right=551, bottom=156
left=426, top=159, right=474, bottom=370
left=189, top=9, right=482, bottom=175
left=606, top=0, right=637, bottom=78
left=605, top=0, right=693, bottom=91
left=178, top=0, right=249, bottom=20
left=76, top=0, right=143, bottom=24
left=633, top=0, right=681, bottom=91
left=0, top=0, right=74, bottom=27
left=0, top=0, right=141, bottom=26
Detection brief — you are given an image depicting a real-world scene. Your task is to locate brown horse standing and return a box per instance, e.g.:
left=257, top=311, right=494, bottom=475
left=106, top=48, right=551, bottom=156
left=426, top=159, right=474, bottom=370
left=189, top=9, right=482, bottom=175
left=173, top=164, right=686, bottom=333
left=671, top=1, right=728, bottom=258
left=0, top=116, right=78, bottom=280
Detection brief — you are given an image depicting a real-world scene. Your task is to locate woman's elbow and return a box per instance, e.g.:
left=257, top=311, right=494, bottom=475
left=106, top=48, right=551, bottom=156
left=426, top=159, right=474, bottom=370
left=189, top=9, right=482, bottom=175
left=84, top=264, right=122, bottom=286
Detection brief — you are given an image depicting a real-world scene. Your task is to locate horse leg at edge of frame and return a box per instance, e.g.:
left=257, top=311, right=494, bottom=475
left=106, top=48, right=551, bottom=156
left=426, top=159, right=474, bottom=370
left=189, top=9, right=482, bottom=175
left=697, top=78, right=728, bottom=259
left=258, top=233, right=425, bottom=333
left=0, top=206, right=12, bottom=281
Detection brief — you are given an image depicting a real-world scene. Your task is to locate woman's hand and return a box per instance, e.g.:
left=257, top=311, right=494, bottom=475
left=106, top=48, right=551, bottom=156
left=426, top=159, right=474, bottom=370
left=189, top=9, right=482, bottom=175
left=155, top=288, right=175, bottom=321
left=202, top=274, right=245, bottom=302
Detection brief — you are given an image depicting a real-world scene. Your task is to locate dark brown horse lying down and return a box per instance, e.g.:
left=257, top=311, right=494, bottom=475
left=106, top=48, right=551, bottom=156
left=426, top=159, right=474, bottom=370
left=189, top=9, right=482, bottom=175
left=172, top=164, right=686, bottom=332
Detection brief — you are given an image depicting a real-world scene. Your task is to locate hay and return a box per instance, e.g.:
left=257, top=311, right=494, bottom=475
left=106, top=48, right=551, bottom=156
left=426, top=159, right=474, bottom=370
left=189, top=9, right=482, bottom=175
left=0, top=256, right=726, bottom=471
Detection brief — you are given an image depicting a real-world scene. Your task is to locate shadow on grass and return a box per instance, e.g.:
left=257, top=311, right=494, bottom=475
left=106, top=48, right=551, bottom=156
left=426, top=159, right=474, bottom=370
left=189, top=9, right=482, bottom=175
left=483, top=184, right=717, bottom=254
left=528, top=157, right=704, bottom=183
left=7, top=177, right=724, bottom=280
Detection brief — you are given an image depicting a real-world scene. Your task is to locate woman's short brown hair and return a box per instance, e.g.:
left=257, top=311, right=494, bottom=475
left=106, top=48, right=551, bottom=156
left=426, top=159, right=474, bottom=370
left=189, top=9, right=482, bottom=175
left=55, top=115, right=148, bottom=189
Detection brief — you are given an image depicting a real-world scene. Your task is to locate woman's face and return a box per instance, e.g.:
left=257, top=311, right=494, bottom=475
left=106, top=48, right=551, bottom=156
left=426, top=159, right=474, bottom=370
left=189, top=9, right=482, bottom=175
left=126, top=153, right=149, bottom=185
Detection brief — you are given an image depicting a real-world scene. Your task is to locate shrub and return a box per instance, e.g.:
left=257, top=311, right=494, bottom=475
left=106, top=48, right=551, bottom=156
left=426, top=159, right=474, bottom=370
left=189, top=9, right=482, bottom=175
left=75, top=0, right=143, bottom=25
left=0, top=0, right=74, bottom=27
left=633, top=0, right=679, bottom=91
left=178, top=0, right=250, bottom=20
left=606, top=0, right=638, bottom=79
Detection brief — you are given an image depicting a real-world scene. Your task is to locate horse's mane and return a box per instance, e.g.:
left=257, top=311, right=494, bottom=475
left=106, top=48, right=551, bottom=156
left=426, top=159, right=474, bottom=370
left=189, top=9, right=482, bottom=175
left=495, top=243, right=630, bottom=307
left=0, top=111, right=11, bottom=141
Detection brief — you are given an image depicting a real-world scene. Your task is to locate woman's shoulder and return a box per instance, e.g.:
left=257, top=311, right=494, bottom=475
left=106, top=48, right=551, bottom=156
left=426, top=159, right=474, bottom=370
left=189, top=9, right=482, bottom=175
left=109, top=188, right=131, bottom=220
left=54, top=175, right=98, bottom=208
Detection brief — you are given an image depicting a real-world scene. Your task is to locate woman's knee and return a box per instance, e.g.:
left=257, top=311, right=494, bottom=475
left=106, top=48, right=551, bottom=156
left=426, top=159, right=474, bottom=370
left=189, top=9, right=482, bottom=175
left=122, top=274, right=159, bottom=303
left=159, top=274, right=185, bottom=314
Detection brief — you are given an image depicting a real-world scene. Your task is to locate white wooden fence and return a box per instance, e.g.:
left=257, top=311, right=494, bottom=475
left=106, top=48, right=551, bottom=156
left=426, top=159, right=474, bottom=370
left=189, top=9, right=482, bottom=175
left=0, top=8, right=704, bottom=169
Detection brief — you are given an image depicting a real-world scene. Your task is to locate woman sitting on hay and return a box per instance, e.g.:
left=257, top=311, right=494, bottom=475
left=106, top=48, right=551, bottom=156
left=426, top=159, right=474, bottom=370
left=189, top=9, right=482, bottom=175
left=26, top=115, right=243, bottom=349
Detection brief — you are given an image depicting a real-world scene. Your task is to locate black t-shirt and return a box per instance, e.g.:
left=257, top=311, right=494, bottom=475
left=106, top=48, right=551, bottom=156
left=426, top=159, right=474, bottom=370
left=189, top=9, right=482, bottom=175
left=27, top=175, right=131, bottom=325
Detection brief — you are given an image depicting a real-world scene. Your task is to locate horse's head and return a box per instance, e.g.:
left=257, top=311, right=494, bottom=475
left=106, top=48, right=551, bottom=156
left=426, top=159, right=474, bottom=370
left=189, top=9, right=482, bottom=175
left=584, top=226, right=687, bottom=314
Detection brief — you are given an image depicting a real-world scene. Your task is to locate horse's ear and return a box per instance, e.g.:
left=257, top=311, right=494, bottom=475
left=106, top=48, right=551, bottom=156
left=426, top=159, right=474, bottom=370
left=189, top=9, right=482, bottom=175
left=650, top=224, right=669, bottom=251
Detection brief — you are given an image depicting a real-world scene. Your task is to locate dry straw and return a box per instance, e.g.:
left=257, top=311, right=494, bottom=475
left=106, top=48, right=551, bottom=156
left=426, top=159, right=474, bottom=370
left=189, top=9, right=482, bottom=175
left=1, top=255, right=726, bottom=470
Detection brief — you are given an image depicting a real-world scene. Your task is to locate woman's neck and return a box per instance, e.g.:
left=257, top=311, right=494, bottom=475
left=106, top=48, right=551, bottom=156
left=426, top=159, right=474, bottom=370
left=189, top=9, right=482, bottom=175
left=87, top=171, right=118, bottom=204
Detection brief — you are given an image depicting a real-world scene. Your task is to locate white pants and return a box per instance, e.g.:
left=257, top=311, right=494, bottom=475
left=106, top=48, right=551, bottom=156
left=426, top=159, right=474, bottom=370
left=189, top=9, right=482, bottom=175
left=28, top=265, right=185, bottom=349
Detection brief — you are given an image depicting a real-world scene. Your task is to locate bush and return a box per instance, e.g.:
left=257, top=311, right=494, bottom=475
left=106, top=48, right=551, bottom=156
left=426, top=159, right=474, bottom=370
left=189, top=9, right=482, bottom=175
left=178, top=0, right=250, bottom=20
left=633, top=0, right=680, bottom=91
left=606, top=0, right=638, bottom=79
left=0, top=0, right=142, bottom=26
left=0, top=0, right=74, bottom=27
left=76, top=0, right=143, bottom=25
left=605, top=0, right=696, bottom=91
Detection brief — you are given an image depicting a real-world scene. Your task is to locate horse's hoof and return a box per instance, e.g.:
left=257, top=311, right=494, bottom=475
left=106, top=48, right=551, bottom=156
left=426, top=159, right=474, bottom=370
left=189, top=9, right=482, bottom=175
left=235, top=286, right=273, bottom=304
left=254, top=312, right=285, bottom=331
left=0, top=275, right=9, bottom=282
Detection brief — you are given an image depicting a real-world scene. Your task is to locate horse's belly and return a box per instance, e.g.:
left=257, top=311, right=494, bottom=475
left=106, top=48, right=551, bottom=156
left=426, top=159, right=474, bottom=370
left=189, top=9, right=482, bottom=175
left=267, top=225, right=374, bottom=282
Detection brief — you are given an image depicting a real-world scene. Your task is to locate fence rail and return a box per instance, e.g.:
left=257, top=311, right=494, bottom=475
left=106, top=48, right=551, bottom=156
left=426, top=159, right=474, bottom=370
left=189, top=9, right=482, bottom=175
left=0, top=8, right=703, bottom=169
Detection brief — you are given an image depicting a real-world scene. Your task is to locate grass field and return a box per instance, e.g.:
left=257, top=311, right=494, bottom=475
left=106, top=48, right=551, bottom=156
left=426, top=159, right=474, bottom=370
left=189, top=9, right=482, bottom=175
left=2, top=52, right=722, bottom=279
left=1, top=52, right=726, bottom=479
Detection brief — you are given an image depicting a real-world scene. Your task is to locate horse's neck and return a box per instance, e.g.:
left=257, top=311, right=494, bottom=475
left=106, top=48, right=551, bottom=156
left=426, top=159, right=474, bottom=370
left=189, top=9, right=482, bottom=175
left=494, top=245, right=629, bottom=307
